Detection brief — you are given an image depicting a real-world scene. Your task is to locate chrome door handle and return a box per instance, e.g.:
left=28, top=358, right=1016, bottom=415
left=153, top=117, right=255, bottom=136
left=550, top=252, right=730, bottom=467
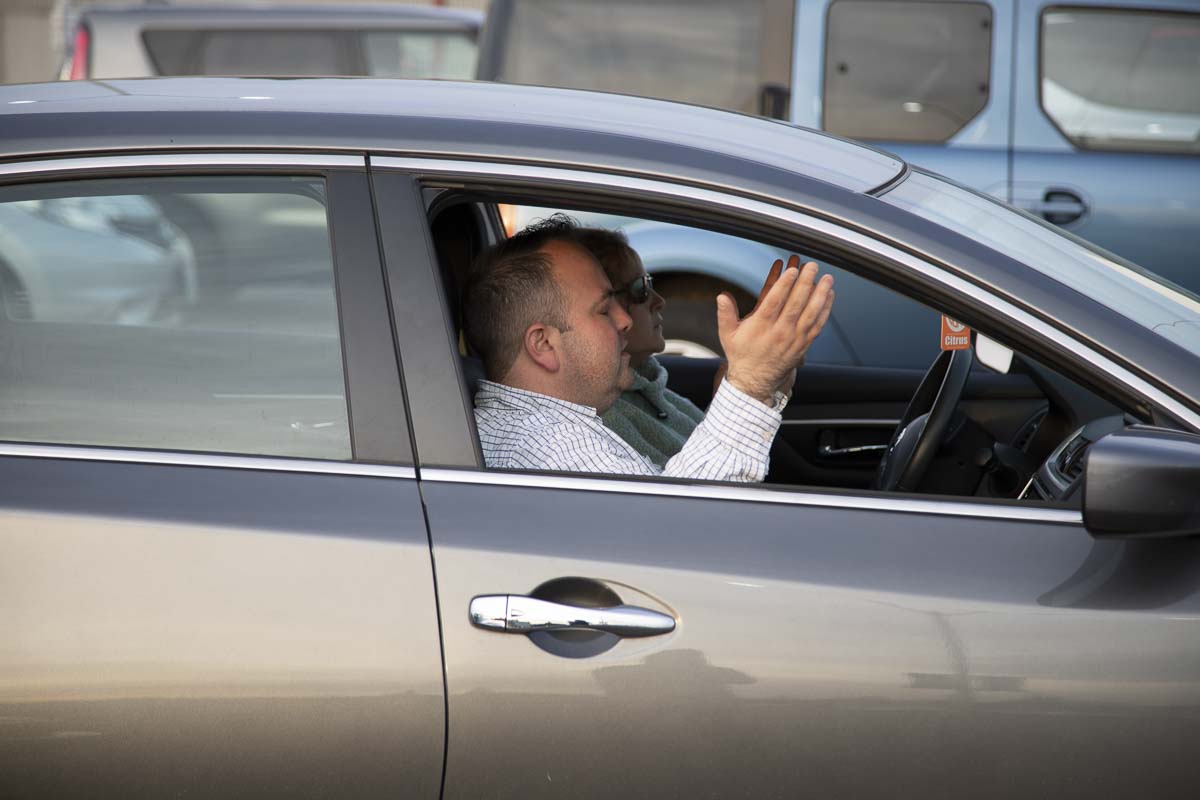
left=470, top=595, right=675, bottom=637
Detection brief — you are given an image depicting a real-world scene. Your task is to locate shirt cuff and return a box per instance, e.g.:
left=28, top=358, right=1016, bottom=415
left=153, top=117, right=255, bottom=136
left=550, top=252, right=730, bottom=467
left=705, top=378, right=782, bottom=458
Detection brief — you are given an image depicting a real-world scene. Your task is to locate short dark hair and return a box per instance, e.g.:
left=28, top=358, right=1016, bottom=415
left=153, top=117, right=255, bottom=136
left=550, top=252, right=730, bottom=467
left=575, top=226, right=638, bottom=288
left=462, top=214, right=584, bottom=381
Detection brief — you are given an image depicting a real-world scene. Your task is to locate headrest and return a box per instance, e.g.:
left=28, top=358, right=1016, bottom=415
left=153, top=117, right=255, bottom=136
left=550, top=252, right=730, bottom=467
left=461, top=355, right=486, bottom=397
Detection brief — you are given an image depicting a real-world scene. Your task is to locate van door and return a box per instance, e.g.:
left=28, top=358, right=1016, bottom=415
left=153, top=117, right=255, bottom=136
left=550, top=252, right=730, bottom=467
left=1010, top=0, right=1200, bottom=293
left=794, top=0, right=1012, bottom=196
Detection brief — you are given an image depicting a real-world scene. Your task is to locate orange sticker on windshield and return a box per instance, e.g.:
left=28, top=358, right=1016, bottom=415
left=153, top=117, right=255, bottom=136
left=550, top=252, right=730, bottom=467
left=941, top=316, right=971, bottom=350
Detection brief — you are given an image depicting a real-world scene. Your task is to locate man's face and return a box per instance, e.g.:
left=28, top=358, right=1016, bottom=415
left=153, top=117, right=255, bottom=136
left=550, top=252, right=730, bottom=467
left=543, top=240, right=634, bottom=411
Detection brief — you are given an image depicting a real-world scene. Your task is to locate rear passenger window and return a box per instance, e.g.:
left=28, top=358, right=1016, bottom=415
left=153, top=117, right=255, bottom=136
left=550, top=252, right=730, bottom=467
left=0, top=176, right=351, bottom=459
left=1041, top=7, right=1200, bottom=154
left=823, top=0, right=992, bottom=142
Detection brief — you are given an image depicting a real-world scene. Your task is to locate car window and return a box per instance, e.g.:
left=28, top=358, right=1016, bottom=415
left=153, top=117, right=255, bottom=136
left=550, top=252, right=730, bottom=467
left=143, top=30, right=350, bottom=76
left=363, top=31, right=477, bottom=79
left=0, top=176, right=351, bottom=459
left=505, top=204, right=941, bottom=368
left=1041, top=7, right=1200, bottom=154
left=488, top=0, right=795, bottom=118
left=823, top=0, right=992, bottom=142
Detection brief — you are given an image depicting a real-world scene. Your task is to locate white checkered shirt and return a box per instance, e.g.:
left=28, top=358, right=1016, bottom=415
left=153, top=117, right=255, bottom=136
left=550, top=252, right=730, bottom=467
left=474, top=379, right=780, bottom=482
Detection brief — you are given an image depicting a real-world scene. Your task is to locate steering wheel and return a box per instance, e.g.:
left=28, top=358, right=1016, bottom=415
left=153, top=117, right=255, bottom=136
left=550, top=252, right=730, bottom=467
left=873, top=347, right=973, bottom=492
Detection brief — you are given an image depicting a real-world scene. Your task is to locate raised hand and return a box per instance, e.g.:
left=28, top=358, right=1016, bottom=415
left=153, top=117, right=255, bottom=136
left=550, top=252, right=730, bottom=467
left=715, top=255, right=833, bottom=405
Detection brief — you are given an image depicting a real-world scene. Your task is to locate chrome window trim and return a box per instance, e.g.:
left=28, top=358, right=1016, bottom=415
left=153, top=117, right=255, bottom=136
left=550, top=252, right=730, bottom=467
left=0, top=152, right=365, bottom=177
left=0, top=442, right=415, bottom=480
left=373, top=155, right=1200, bottom=431
left=421, top=468, right=1082, bottom=524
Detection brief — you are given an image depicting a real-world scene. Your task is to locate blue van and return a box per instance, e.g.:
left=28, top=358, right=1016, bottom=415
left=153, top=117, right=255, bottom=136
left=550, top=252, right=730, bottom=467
left=479, top=0, right=1200, bottom=366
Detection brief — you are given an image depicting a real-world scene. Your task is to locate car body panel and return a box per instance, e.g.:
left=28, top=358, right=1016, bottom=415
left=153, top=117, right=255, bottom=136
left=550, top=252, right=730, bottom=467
left=420, top=474, right=1200, bottom=799
left=0, top=455, right=443, bottom=799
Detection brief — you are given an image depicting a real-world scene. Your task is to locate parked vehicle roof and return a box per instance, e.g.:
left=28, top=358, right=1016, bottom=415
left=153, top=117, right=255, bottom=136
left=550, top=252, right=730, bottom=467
left=75, top=3, right=484, bottom=27
left=0, top=78, right=906, bottom=195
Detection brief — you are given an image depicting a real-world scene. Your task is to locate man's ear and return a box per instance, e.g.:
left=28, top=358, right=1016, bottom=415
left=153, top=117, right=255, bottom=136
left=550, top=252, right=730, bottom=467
left=523, top=322, right=561, bottom=373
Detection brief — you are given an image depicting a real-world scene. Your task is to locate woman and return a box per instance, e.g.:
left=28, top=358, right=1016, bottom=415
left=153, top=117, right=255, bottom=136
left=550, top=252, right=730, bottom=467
left=577, top=226, right=793, bottom=468
left=575, top=226, right=702, bottom=466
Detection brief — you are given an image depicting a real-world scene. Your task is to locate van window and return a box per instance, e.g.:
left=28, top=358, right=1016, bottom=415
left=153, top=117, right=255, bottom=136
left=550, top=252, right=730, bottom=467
left=144, top=30, right=350, bottom=76
left=488, top=0, right=795, bottom=118
left=0, top=177, right=351, bottom=459
left=364, top=31, right=477, bottom=79
left=1041, top=8, right=1200, bottom=154
left=823, top=0, right=992, bottom=142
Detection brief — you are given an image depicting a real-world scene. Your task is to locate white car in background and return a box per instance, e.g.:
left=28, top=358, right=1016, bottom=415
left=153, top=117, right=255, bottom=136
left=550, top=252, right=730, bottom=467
left=59, top=3, right=482, bottom=80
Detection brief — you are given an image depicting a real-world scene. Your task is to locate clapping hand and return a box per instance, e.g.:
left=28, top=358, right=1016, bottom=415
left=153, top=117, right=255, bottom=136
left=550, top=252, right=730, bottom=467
left=715, top=255, right=833, bottom=405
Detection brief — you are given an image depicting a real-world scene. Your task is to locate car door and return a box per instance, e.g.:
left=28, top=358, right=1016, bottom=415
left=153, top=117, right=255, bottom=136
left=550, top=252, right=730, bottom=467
left=0, top=156, right=443, bottom=799
left=374, top=162, right=1200, bottom=799
left=1011, top=0, right=1200, bottom=292
left=794, top=0, right=1013, bottom=197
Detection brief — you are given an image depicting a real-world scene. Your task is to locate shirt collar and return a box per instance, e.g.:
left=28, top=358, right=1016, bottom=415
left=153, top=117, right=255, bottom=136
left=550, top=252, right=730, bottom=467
left=475, top=380, right=600, bottom=419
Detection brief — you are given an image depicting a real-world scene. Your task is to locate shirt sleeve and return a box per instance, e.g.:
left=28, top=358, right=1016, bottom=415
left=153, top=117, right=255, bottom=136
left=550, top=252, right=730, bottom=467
left=662, top=378, right=780, bottom=482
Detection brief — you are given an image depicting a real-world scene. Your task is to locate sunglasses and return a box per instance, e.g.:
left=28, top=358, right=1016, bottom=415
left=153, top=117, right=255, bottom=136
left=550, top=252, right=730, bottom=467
left=617, top=273, right=655, bottom=305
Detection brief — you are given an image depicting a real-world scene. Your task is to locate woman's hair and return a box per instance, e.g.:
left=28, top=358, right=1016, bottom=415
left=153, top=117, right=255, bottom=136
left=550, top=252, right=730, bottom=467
left=575, top=226, right=639, bottom=287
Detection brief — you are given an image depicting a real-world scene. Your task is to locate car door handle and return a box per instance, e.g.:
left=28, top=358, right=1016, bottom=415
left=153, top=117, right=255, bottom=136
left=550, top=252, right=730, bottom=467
left=469, top=595, right=676, bottom=637
left=818, top=442, right=888, bottom=457
left=1019, top=190, right=1087, bottom=226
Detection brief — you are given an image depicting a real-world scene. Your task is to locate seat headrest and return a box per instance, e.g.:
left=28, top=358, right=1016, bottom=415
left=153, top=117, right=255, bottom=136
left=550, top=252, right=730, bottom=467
left=461, top=355, right=486, bottom=398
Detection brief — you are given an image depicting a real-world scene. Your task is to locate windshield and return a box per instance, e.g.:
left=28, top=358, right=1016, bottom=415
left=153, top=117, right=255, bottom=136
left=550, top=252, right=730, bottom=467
left=884, top=170, right=1200, bottom=357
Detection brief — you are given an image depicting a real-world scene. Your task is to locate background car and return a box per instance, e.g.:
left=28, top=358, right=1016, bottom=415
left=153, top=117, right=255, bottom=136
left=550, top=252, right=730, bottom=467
left=60, top=3, right=482, bottom=80
left=2, top=77, right=1199, bottom=799
left=480, top=0, right=1200, bottom=363
left=0, top=194, right=195, bottom=324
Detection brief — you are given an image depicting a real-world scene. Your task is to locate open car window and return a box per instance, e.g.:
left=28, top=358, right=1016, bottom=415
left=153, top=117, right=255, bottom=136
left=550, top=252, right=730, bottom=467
left=428, top=193, right=1134, bottom=506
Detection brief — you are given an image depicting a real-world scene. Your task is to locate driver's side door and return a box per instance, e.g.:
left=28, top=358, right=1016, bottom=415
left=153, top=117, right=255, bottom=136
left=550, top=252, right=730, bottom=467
left=373, top=167, right=1200, bottom=799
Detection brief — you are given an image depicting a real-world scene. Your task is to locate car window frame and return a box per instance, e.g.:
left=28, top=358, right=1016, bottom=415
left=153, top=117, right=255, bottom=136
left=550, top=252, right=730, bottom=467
left=371, top=156, right=1199, bottom=519
left=0, top=153, right=414, bottom=468
left=1037, top=3, right=1200, bottom=155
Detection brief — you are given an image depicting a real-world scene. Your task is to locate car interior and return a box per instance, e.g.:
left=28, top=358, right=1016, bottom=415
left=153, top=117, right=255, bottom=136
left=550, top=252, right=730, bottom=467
left=426, top=188, right=1142, bottom=506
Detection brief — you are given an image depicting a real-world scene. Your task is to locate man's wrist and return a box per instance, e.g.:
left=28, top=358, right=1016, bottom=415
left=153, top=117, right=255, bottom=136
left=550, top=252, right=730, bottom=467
left=724, top=369, right=775, bottom=406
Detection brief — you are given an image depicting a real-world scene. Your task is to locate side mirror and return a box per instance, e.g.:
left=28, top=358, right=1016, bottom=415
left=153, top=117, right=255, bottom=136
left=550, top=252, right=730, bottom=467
left=1083, top=426, right=1200, bottom=539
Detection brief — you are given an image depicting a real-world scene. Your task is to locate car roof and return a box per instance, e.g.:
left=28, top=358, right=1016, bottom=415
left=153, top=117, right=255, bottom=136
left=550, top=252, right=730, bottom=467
left=77, top=3, right=484, bottom=27
left=0, top=78, right=905, bottom=195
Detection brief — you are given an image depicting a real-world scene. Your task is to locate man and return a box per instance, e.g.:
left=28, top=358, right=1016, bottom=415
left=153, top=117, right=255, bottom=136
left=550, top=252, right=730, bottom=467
left=463, top=216, right=834, bottom=481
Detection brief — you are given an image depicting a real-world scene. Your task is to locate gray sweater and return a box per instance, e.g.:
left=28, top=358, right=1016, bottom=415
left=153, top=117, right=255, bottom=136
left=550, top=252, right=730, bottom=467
left=601, top=356, right=705, bottom=468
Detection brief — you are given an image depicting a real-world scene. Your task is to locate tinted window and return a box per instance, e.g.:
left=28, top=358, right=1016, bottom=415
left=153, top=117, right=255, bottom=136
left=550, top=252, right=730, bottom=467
left=492, top=0, right=794, bottom=118
left=0, top=177, right=351, bottom=459
left=143, top=30, right=348, bottom=76
left=1042, top=7, right=1200, bottom=154
left=823, top=0, right=992, bottom=142
left=363, top=31, right=477, bottom=79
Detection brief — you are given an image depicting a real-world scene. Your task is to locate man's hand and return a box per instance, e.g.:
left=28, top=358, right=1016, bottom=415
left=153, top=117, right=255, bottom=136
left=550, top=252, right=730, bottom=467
left=715, top=255, right=833, bottom=405
left=710, top=258, right=802, bottom=397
